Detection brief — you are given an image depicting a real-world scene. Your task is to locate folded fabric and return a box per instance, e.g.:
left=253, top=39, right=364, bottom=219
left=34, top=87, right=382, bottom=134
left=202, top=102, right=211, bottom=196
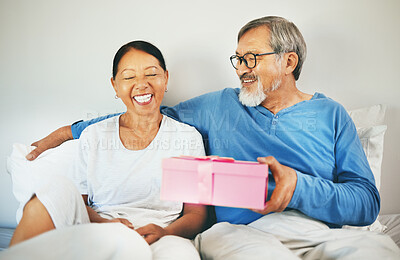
left=6, top=140, right=79, bottom=223
left=0, top=223, right=152, bottom=260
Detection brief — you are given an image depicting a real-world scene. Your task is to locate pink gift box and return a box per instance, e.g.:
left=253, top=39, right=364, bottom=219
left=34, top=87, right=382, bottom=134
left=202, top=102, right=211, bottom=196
left=161, top=156, right=268, bottom=210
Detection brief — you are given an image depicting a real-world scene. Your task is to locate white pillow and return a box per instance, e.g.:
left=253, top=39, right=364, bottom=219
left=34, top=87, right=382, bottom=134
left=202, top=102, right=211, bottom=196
left=6, top=140, right=79, bottom=223
left=348, top=104, right=387, bottom=191
left=348, top=104, right=386, bottom=128
left=356, top=125, right=387, bottom=190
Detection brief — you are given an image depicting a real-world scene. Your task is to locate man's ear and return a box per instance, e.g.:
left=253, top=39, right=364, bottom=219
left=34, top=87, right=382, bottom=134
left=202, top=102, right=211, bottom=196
left=285, top=52, right=299, bottom=76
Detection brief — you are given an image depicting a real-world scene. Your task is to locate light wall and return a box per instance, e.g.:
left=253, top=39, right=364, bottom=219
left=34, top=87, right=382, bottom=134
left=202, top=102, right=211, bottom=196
left=0, top=0, right=399, bottom=228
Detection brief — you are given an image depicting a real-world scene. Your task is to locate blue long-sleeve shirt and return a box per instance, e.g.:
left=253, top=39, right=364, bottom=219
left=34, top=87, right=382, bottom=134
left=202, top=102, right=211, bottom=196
left=71, top=88, right=379, bottom=227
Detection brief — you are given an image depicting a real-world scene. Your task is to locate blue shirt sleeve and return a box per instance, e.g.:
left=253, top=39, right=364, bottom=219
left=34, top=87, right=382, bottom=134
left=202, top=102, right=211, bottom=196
left=287, top=118, right=380, bottom=227
left=71, top=113, right=122, bottom=139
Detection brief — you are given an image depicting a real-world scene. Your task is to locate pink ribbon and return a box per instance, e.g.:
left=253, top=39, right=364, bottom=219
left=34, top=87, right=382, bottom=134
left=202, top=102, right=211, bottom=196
left=179, top=155, right=235, bottom=162
left=197, top=163, right=214, bottom=204
left=179, top=155, right=234, bottom=204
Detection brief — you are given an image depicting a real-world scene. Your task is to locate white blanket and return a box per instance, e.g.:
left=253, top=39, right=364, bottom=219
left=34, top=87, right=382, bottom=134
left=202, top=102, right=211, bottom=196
left=0, top=223, right=152, bottom=260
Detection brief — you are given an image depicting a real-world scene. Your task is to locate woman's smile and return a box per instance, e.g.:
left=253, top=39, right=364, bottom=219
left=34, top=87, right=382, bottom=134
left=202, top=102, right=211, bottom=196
left=133, top=93, right=153, bottom=105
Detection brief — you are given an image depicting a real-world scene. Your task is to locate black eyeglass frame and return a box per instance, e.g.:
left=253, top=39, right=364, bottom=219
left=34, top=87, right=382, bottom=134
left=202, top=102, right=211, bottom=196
left=230, top=52, right=276, bottom=70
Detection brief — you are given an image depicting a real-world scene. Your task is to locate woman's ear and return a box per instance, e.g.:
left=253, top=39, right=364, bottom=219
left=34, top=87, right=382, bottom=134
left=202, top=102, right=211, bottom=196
left=285, top=52, right=299, bottom=76
left=110, top=77, right=118, bottom=95
left=164, top=70, right=169, bottom=92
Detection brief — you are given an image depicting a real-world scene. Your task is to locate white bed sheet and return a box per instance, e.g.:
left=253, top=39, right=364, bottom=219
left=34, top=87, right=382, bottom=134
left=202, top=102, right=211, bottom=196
left=0, top=214, right=399, bottom=254
left=379, top=214, right=400, bottom=248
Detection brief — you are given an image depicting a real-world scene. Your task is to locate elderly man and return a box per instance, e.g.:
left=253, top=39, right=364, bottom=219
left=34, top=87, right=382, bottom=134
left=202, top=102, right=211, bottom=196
left=26, top=16, right=399, bottom=258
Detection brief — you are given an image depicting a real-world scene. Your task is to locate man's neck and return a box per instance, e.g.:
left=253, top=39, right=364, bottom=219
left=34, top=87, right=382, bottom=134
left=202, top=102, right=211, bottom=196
left=261, top=82, right=313, bottom=115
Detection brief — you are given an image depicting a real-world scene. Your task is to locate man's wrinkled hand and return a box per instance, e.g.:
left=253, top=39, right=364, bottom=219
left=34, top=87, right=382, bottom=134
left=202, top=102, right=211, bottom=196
left=26, top=126, right=73, bottom=161
left=26, top=139, right=53, bottom=161
left=136, top=224, right=167, bottom=245
left=252, top=156, right=297, bottom=215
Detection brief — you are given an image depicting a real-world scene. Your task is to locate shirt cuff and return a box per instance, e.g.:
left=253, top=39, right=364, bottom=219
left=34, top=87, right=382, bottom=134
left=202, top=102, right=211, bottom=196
left=287, top=170, right=302, bottom=209
left=71, top=120, right=84, bottom=139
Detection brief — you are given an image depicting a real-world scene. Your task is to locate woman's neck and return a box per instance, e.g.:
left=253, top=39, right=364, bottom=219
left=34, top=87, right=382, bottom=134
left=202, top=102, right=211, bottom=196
left=120, top=111, right=162, bottom=131
left=119, top=111, right=163, bottom=150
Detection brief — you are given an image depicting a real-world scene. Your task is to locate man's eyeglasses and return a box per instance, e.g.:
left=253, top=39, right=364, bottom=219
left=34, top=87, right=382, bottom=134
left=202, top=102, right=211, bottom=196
left=230, top=52, right=275, bottom=70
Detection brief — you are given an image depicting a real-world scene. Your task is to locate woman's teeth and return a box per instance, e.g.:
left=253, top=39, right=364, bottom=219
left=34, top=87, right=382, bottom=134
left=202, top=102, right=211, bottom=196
left=133, top=94, right=152, bottom=103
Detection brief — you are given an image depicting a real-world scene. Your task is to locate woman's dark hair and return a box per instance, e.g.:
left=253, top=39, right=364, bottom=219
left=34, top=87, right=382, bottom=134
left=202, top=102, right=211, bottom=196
left=112, top=40, right=166, bottom=79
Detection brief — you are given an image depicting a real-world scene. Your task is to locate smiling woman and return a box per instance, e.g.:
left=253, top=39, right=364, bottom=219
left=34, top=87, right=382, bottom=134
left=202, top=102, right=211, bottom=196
left=112, top=41, right=168, bottom=115
left=111, top=41, right=170, bottom=150
left=7, top=41, right=207, bottom=260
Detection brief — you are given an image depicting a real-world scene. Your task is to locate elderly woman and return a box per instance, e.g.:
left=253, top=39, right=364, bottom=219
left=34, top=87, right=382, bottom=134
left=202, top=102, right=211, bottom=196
left=8, top=41, right=207, bottom=259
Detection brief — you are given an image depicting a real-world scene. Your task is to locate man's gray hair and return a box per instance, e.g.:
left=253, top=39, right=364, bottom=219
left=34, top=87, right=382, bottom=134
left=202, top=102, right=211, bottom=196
left=238, top=16, right=307, bottom=81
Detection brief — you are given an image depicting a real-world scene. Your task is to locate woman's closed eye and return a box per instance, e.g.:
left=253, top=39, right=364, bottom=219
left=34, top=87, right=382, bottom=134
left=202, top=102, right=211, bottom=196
left=122, top=73, right=158, bottom=80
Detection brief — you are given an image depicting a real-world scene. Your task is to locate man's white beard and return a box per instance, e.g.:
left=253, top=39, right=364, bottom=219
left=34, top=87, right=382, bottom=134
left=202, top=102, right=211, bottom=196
left=239, top=76, right=281, bottom=107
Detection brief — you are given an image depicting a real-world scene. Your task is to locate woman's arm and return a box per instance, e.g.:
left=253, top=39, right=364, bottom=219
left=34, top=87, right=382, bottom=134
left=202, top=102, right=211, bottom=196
left=136, top=203, right=207, bottom=245
left=165, top=203, right=207, bottom=239
left=82, top=195, right=108, bottom=223
left=82, top=195, right=134, bottom=229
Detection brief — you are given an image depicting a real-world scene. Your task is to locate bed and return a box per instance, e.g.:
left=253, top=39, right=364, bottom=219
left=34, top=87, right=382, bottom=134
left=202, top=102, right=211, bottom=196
left=1, top=215, right=398, bottom=253
left=0, top=104, right=399, bottom=256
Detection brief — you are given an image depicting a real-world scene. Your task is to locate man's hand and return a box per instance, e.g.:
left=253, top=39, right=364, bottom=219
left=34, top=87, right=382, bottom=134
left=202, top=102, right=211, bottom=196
left=108, top=218, right=134, bottom=229
left=136, top=224, right=168, bottom=245
left=26, top=126, right=73, bottom=161
left=252, top=156, right=297, bottom=215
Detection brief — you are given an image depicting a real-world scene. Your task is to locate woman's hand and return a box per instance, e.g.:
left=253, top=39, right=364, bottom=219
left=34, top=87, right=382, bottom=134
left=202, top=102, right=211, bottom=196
left=107, top=218, right=135, bottom=229
left=83, top=198, right=134, bottom=230
left=136, top=224, right=167, bottom=245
